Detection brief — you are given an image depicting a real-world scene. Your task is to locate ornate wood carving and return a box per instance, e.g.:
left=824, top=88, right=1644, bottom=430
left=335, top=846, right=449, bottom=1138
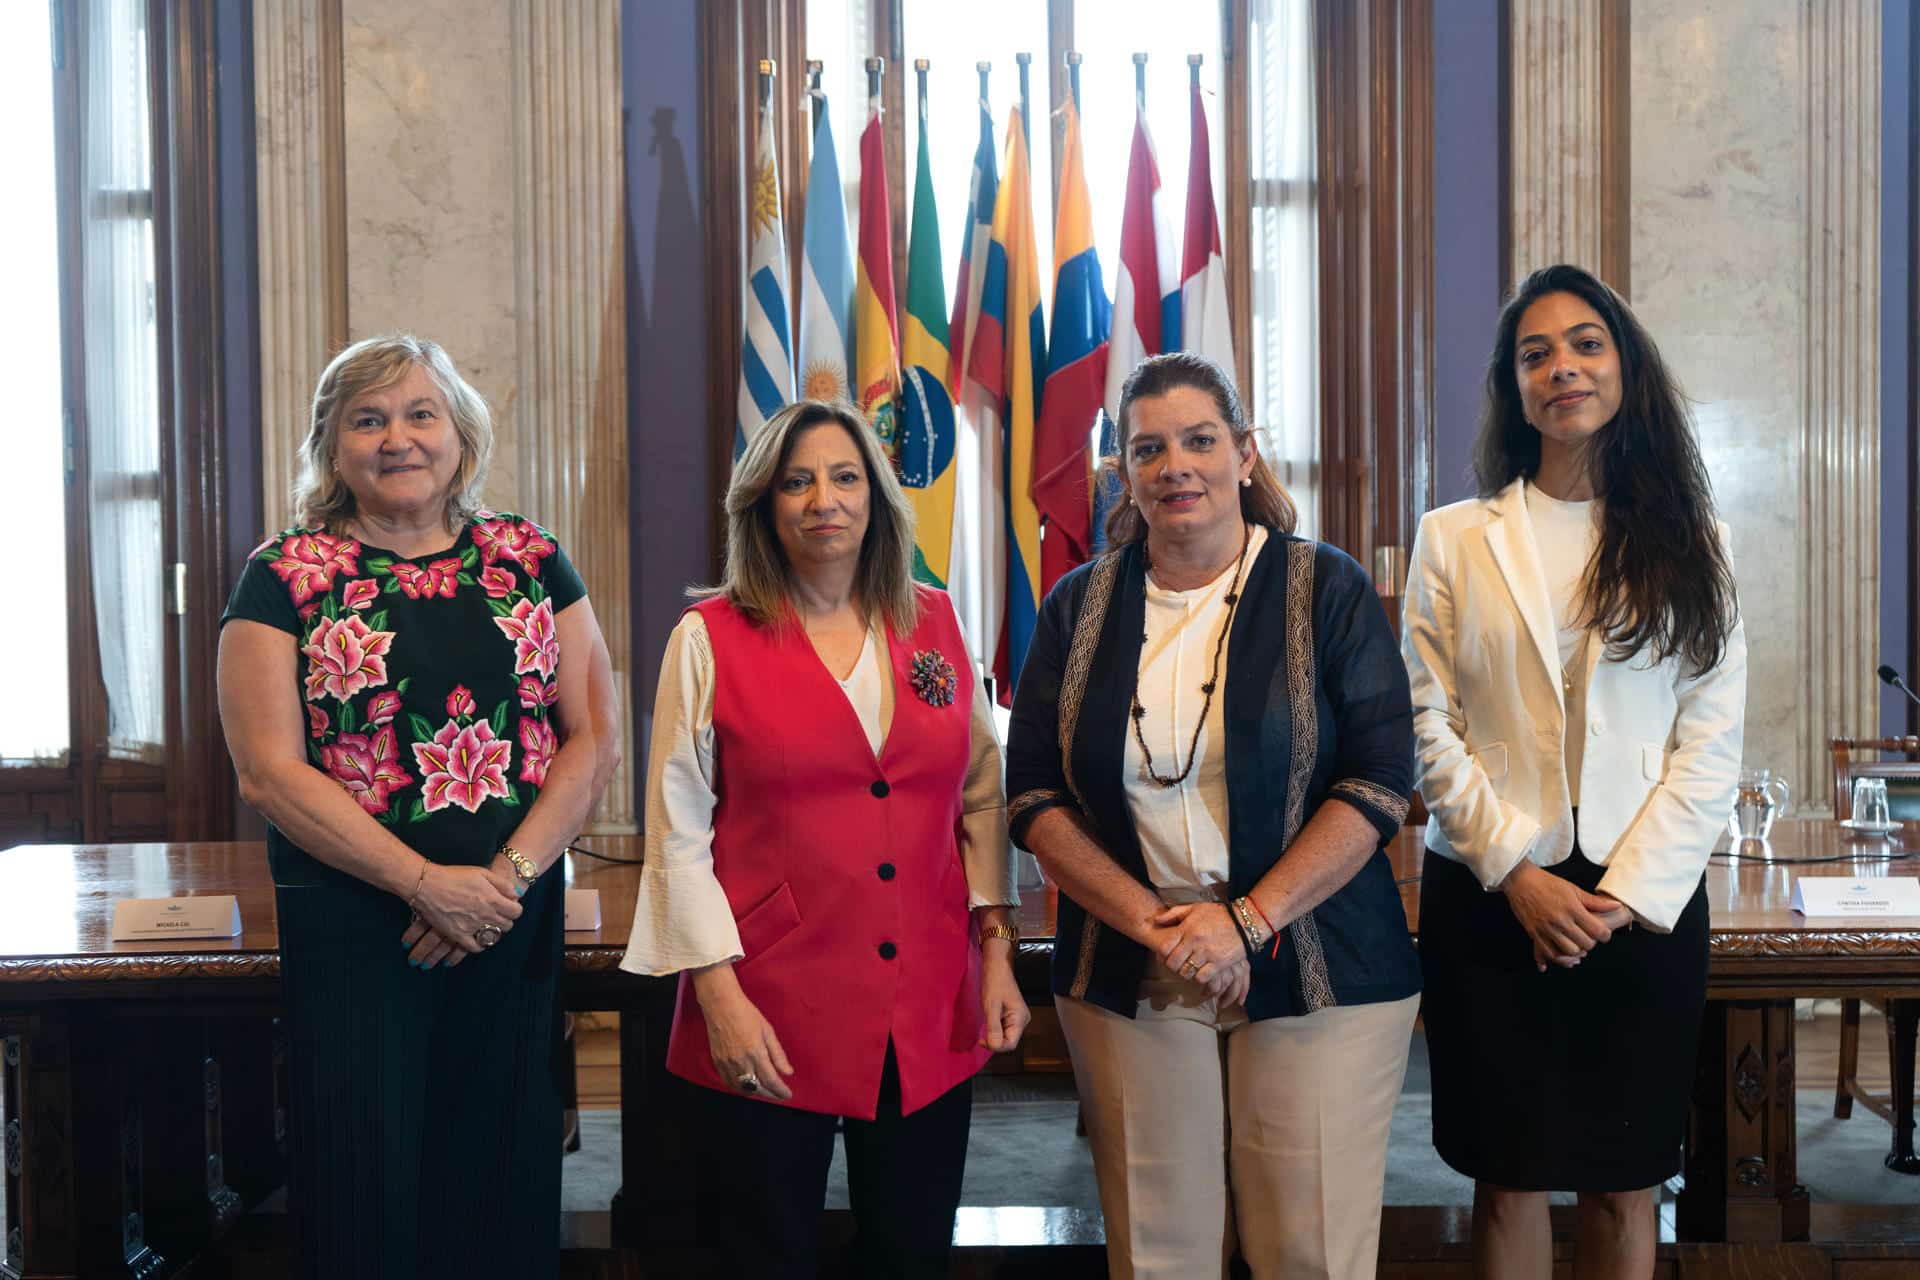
left=202, top=1057, right=241, bottom=1230
left=1681, top=999, right=1810, bottom=1243
left=1710, top=930, right=1920, bottom=959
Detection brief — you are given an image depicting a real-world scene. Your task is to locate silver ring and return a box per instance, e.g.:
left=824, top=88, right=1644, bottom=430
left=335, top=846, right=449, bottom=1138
left=736, top=1072, right=760, bottom=1094
left=474, top=925, right=502, bottom=949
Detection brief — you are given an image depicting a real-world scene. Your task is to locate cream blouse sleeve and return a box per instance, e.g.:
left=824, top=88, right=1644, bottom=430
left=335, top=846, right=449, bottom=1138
left=959, top=647, right=1019, bottom=908
left=618, top=612, right=744, bottom=976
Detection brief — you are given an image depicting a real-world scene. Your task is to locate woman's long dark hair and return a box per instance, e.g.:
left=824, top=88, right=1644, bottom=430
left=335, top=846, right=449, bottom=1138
left=1474, top=264, right=1737, bottom=676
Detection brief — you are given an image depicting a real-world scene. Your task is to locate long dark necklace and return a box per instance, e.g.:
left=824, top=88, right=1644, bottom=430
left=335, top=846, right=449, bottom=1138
left=1130, top=524, right=1252, bottom=788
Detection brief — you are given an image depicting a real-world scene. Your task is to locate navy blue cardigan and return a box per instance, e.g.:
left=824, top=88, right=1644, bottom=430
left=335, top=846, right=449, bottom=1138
left=1006, top=532, right=1422, bottom=1021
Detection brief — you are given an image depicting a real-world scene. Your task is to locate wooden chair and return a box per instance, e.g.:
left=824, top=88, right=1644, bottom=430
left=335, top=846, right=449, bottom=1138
left=1829, top=736, right=1920, bottom=1172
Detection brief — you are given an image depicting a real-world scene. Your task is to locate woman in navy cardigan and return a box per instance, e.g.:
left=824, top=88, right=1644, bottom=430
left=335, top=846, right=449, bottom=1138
left=1007, top=353, right=1420, bottom=1279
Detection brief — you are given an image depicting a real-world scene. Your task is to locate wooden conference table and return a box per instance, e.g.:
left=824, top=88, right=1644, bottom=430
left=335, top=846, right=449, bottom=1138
left=1, top=819, right=1917, bottom=1273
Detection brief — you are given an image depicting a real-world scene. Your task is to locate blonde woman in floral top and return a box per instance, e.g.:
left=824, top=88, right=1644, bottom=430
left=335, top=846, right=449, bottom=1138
left=218, top=335, right=619, bottom=1280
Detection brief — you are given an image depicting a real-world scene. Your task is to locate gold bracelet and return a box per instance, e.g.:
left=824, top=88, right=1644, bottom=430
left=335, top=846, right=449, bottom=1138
left=405, top=859, right=429, bottom=910
left=979, top=923, right=1020, bottom=945
left=500, top=845, right=538, bottom=885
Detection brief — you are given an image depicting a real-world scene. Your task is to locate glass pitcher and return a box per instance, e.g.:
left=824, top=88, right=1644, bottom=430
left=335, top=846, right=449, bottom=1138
left=1729, top=767, right=1791, bottom=841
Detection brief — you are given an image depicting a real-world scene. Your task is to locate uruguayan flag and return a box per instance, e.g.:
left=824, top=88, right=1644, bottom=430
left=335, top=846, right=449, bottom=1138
left=736, top=99, right=794, bottom=459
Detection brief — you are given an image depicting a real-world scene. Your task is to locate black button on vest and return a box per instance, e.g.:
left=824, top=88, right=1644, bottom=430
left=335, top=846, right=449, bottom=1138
left=878, top=941, right=897, bottom=960
left=870, top=779, right=890, bottom=798
left=877, top=863, right=896, bottom=881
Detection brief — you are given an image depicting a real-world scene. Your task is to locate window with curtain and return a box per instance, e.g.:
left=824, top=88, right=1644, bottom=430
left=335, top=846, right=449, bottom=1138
left=0, top=2, right=72, bottom=765
left=83, top=0, right=166, bottom=765
left=1247, top=0, right=1319, bottom=537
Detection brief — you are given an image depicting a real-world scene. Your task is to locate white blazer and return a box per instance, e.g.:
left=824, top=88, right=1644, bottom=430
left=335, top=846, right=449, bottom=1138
left=1400, top=478, right=1747, bottom=932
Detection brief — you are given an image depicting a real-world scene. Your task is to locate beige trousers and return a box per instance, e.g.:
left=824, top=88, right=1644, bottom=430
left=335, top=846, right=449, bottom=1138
left=1057, top=965, right=1417, bottom=1280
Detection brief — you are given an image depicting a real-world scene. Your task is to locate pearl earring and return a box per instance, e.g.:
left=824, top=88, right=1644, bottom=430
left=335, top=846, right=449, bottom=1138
left=1240, top=476, right=1252, bottom=488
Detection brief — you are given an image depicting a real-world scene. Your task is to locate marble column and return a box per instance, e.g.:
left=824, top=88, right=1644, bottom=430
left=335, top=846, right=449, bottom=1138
left=510, top=2, right=637, bottom=832
left=253, top=0, right=346, bottom=533
left=1508, top=0, right=1606, bottom=282
left=1628, top=0, right=1880, bottom=810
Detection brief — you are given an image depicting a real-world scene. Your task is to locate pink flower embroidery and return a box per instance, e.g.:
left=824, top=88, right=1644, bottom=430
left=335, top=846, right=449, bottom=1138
left=320, top=726, right=412, bottom=816
left=517, top=675, right=557, bottom=710
left=306, top=704, right=330, bottom=739
left=366, top=690, right=401, bottom=726
left=270, top=532, right=362, bottom=605
left=480, top=565, right=517, bottom=598
left=446, top=684, right=476, bottom=719
left=411, top=719, right=513, bottom=814
left=473, top=518, right=556, bottom=575
left=301, top=614, right=395, bottom=703
left=493, top=597, right=560, bottom=680
left=390, top=557, right=461, bottom=600
left=518, top=717, right=557, bottom=787
left=341, top=577, right=380, bottom=611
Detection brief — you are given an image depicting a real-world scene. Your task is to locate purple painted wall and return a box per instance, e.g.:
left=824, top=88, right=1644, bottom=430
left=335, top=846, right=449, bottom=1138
left=624, top=0, right=713, bottom=781
left=1430, top=1, right=1503, bottom=509
left=1884, top=0, right=1917, bottom=735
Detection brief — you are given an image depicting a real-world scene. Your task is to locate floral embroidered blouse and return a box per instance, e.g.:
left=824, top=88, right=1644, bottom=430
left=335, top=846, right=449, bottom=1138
left=222, top=511, right=586, bottom=886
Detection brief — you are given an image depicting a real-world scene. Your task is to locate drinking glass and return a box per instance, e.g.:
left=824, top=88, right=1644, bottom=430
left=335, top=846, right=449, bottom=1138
left=1851, top=776, right=1892, bottom=828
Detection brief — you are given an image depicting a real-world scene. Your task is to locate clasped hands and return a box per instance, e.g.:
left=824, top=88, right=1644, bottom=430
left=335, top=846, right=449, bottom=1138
left=1152, top=902, right=1254, bottom=1007
left=398, top=859, right=525, bottom=970
left=1500, top=860, right=1634, bottom=973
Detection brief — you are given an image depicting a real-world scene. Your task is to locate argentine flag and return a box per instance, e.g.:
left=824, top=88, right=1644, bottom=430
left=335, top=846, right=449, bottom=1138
left=797, top=97, right=854, bottom=404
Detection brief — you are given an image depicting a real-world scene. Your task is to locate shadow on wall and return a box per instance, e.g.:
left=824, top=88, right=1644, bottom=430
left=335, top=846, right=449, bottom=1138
left=629, top=101, right=711, bottom=779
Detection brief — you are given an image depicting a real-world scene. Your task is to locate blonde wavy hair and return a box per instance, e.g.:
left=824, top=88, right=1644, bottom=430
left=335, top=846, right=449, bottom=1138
left=1103, top=351, right=1297, bottom=545
left=291, top=334, right=493, bottom=533
left=693, top=400, right=921, bottom=636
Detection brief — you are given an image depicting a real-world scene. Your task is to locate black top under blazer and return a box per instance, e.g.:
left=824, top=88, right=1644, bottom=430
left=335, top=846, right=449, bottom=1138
left=1006, top=531, right=1423, bottom=1022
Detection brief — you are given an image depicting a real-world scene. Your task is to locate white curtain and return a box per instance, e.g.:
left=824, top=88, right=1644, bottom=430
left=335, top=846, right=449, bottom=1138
left=1247, top=0, right=1319, bottom=537
left=83, top=0, right=166, bottom=765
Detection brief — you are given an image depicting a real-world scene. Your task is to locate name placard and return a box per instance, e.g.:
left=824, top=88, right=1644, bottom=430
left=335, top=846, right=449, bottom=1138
left=111, top=895, right=243, bottom=941
left=1790, top=876, right=1920, bottom=917
left=564, top=889, right=602, bottom=932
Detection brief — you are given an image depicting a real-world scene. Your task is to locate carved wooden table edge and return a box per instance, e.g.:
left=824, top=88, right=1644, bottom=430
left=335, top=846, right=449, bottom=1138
left=1709, top=929, right=1920, bottom=958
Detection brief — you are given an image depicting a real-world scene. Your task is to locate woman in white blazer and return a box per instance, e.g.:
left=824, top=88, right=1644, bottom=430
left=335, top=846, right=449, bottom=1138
left=1402, top=264, right=1746, bottom=1277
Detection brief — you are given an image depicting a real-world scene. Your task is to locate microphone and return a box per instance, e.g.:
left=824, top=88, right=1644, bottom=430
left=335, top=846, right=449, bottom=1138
left=1879, top=664, right=1920, bottom=709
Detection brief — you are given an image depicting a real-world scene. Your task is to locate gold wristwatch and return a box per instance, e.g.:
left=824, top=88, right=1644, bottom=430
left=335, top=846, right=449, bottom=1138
left=979, top=923, right=1020, bottom=945
left=500, top=845, right=539, bottom=886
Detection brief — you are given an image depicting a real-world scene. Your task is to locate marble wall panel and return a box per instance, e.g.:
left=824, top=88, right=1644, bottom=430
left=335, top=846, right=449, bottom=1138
left=1509, top=0, right=1606, bottom=281
left=1628, top=0, right=1879, bottom=810
left=341, top=0, right=524, bottom=510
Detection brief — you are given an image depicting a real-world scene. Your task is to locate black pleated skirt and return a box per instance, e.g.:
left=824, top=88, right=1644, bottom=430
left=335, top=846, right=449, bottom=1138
left=275, top=867, right=564, bottom=1278
left=1418, top=842, right=1708, bottom=1192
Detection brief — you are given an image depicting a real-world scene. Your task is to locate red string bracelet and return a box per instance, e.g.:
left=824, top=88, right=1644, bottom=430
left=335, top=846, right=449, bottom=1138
left=1246, top=896, right=1282, bottom=958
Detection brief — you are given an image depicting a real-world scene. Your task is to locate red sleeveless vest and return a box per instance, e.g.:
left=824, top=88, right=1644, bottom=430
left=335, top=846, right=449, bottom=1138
left=665, top=587, right=990, bottom=1118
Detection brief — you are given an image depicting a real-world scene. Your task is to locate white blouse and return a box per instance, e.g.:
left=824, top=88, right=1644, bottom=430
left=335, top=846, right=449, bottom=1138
left=1524, top=482, right=1600, bottom=806
left=1124, top=523, right=1270, bottom=893
left=619, top=611, right=1017, bottom=977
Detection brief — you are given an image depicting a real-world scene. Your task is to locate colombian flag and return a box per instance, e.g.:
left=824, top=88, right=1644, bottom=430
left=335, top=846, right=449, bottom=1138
left=855, top=91, right=902, bottom=454
left=1033, top=98, right=1110, bottom=597
left=900, top=88, right=958, bottom=587
left=987, top=107, right=1046, bottom=695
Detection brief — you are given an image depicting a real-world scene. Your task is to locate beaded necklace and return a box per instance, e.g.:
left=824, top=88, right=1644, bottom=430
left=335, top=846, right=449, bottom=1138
left=1130, top=523, right=1252, bottom=788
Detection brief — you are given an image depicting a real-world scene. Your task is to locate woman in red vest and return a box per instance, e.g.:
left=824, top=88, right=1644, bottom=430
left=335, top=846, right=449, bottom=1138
left=620, top=400, right=1029, bottom=1279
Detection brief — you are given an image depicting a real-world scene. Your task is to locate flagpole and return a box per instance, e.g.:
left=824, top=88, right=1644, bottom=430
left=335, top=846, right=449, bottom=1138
left=1188, top=52, right=1202, bottom=90
left=915, top=58, right=929, bottom=129
left=1066, top=50, right=1081, bottom=112
left=977, top=60, right=990, bottom=111
left=1015, top=51, right=1031, bottom=153
left=1133, top=52, right=1147, bottom=113
left=808, top=59, right=824, bottom=134
left=866, top=55, right=883, bottom=104
left=759, top=57, right=774, bottom=111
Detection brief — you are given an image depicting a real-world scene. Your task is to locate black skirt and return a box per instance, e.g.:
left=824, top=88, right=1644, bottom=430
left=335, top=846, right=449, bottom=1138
left=1418, top=842, right=1708, bottom=1191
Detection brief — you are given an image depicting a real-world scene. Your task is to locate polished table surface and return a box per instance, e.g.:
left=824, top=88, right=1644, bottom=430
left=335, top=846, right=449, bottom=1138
left=6, top=819, right=1918, bottom=982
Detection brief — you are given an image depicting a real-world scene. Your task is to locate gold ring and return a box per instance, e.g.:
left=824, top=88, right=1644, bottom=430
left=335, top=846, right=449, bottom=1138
left=1181, top=958, right=1200, bottom=978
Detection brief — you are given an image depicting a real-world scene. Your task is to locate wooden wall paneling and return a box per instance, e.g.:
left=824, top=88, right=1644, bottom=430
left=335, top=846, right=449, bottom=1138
left=1597, top=0, right=1630, bottom=298
left=875, top=0, right=908, bottom=321
left=1312, top=0, right=1434, bottom=585
left=703, top=0, right=746, bottom=577
left=1911, top=0, right=1919, bottom=738
left=784, top=0, right=811, bottom=336
left=1223, top=0, right=1254, bottom=408
left=152, top=0, right=238, bottom=843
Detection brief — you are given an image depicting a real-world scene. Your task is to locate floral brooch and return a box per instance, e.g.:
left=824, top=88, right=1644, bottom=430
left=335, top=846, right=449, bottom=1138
left=908, top=649, right=960, bottom=708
